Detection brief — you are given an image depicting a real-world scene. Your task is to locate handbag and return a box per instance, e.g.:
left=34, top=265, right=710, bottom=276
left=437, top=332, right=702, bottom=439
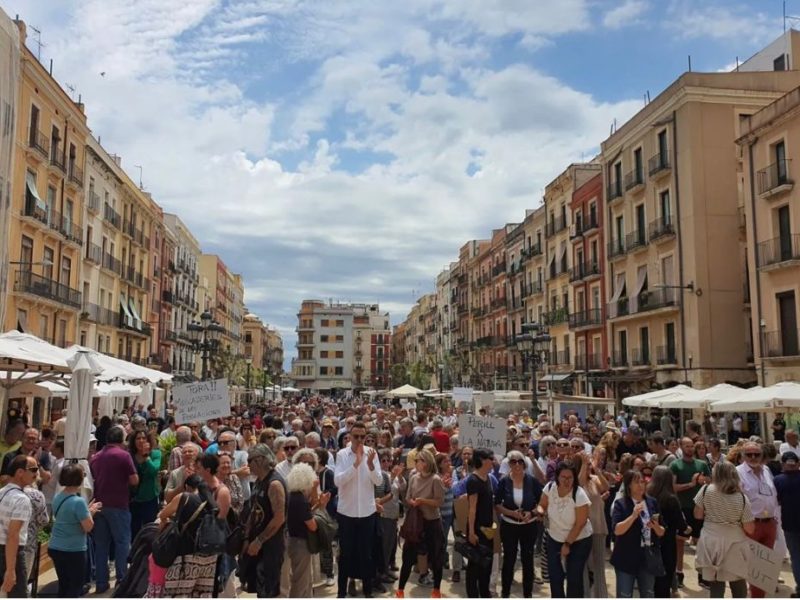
left=643, top=543, right=666, bottom=577
left=151, top=497, right=204, bottom=568
left=399, top=505, right=424, bottom=544
left=453, top=534, right=493, bottom=569
left=307, top=508, right=339, bottom=554
left=195, top=510, right=228, bottom=556
left=226, top=501, right=247, bottom=556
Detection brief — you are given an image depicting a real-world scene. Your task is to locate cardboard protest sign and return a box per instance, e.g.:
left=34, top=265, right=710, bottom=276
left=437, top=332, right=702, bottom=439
left=746, top=540, right=781, bottom=596
left=173, top=378, right=230, bottom=424
left=452, top=387, right=473, bottom=408
left=457, top=414, right=506, bottom=457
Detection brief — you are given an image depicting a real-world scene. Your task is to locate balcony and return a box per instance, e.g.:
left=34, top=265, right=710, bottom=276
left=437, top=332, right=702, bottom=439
left=656, top=345, right=678, bottom=365
left=162, top=290, right=174, bottom=304
left=103, top=204, right=121, bottom=229
left=584, top=213, right=599, bottom=234
left=611, top=288, right=677, bottom=319
left=763, top=329, right=800, bottom=358
left=551, top=349, right=571, bottom=366
left=14, top=270, right=81, bottom=309
left=163, top=330, right=178, bottom=343
left=490, top=297, right=506, bottom=311
left=101, top=252, right=122, bottom=276
left=50, top=211, right=83, bottom=246
left=624, top=168, right=645, bottom=193
left=475, top=336, right=494, bottom=347
left=569, top=260, right=600, bottom=283
left=531, top=241, right=543, bottom=257
left=20, top=194, right=48, bottom=225
left=87, top=191, right=100, bottom=214
left=625, top=229, right=648, bottom=252
left=546, top=215, right=567, bottom=237
left=757, top=159, right=793, bottom=198
left=607, top=180, right=623, bottom=203
left=611, top=350, right=629, bottom=368
left=607, top=239, right=627, bottom=260
left=50, top=148, right=66, bottom=173
left=648, top=152, right=670, bottom=178
left=630, top=347, right=651, bottom=367
left=544, top=306, right=569, bottom=326
left=68, top=164, right=84, bottom=189
left=28, top=127, right=49, bottom=159
left=575, top=353, right=603, bottom=370
left=568, top=308, right=602, bottom=329
left=492, top=264, right=505, bottom=278
left=648, top=216, right=675, bottom=242
left=85, top=242, right=102, bottom=265
left=569, top=222, right=584, bottom=241
left=757, top=234, right=800, bottom=270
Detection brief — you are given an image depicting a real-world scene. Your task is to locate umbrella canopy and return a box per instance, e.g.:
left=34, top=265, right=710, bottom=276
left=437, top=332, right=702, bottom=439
left=281, top=386, right=300, bottom=393
left=64, top=351, right=102, bottom=461
left=659, top=383, right=749, bottom=410
left=710, top=382, right=800, bottom=412
left=0, top=331, right=71, bottom=374
left=66, top=345, right=173, bottom=384
left=386, top=384, right=423, bottom=398
left=622, top=384, right=695, bottom=408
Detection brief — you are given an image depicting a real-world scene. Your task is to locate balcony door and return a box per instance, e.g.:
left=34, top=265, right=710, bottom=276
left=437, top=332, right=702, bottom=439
left=658, top=129, right=668, bottom=162
left=776, top=141, right=788, bottom=184
left=779, top=205, right=792, bottom=261
left=640, top=327, right=650, bottom=363
left=665, top=322, right=676, bottom=363
left=636, top=204, right=646, bottom=242
left=619, top=330, right=628, bottom=364
left=778, top=291, right=798, bottom=356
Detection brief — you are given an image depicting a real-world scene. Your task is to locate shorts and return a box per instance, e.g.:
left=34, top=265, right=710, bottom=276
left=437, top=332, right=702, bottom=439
left=681, top=506, right=703, bottom=540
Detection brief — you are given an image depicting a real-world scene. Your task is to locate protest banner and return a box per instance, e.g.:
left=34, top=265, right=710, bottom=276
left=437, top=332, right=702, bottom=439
left=173, top=378, right=230, bottom=424
left=457, top=414, right=506, bottom=457
left=746, top=540, right=781, bottom=596
left=452, top=387, right=473, bottom=408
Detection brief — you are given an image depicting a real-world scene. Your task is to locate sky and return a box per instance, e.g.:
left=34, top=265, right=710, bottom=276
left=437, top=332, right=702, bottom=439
left=1, top=0, right=790, bottom=369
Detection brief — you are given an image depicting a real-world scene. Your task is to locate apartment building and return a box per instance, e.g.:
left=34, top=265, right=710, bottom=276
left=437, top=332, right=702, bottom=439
left=154, top=223, right=175, bottom=371
left=265, top=326, right=284, bottom=379
left=504, top=222, right=527, bottom=390
left=0, top=9, right=20, bottom=327
left=738, top=86, right=800, bottom=385
left=601, top=71, right=800, bottom=396
left=521, top=206, right=547, bottom=337
left=434, top=265, right=456, bottom=385
left=456, top=239, right=489, bottom=387
left=6, top=21, right=90, bottom=347
left=199, top=254, right=243, bottom=358
left=163, top=213, right=200, bottom=378
left=737, top=29, right=800, bottom=73
left=569, top=172, right=608, bottom=396
left=292, top=300, right=389, bottom=392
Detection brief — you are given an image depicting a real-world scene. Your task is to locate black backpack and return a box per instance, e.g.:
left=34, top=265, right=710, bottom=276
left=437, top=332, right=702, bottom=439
left=194, top=506, right=228, bottom=556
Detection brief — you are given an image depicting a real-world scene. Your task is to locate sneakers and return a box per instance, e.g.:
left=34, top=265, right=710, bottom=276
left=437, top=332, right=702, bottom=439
left=418, top=573, right=433, bottom=587
left=325, top=577, right=335, bottom=587
left=699, top=576, right=710, bottom=589
left=431, top=590, right=442, bottom=598
left=676, top=572, right=685, bottom=589
left=382, top=573, right=398, bottom=583
left=396, top=591, right=405, bottom=598
left=451, top=570, right=461, bottom=583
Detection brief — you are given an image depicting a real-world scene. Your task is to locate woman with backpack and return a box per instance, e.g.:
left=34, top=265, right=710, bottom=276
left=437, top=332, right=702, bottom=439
left=156, top=474, right=222, bottom=597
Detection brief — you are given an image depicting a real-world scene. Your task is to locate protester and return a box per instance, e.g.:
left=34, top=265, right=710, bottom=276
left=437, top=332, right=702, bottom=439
left=287, top=461, right=330, bottom=598
left=647, top=465, right=689, bottom=598
left=129, top=430, right=162, bottom=540
left=0, top=455, right=38, bottom=597
left=465, top=448, right=495, bottom=598
left=776, top=450, right=800, bottom=599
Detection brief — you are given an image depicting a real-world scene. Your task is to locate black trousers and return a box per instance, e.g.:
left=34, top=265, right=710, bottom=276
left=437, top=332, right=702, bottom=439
left=654, top=534, right=677, bottom=598
left=337, top=513, right=377, bottom=598
left=398, top=518, right=445, bottom=590
left=0, top=545, right=27, bottom=598
left=256, top=533, right=285, bottom=598
left=500, top=521, right=537, bottom=597
left=465, top=534, right=493, bottom=598
left=49, top=548, right=86, bottom=598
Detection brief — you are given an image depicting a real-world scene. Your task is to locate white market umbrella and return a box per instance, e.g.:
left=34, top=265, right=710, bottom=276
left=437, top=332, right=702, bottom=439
left=66, top=345, right=172, bottom=384
left=622, top=385, right=695, bottom=408
left=660, top=383, right=749, bottom=410
left=137, top=382, right=154, bottom=410
left=281, top=386, right=300, bottom=393
left=63, top=350, right=102, bottom=501
left=386, top=384, right=423, bottom=398
left=711, top=382, right=800, bottom=412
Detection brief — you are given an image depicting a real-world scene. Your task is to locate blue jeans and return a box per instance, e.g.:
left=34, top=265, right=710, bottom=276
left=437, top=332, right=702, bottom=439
left=616, top=567, right=655, bottom=598
left=93, top=508, right=131, bottom=589
left=546, top=535, right=592, bottom=598
left=785, top=530, right=800, bottom=594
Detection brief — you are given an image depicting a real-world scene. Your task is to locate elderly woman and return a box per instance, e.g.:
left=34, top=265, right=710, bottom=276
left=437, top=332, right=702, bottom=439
left=397, top=449, right=445, bottom=599
left=694, top=461, right=754, bottom=598
left=495, top=449, right=543, bottom=598
left=537, top=463, right=593, bottom=598
left=286, top=460, right=330, bottom=598
left=218, top=451, right=244, bottom=513
left=611, top=469, right=665, bottom=598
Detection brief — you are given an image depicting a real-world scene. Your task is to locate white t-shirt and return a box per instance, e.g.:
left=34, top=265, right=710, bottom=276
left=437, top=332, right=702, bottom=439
left=779, top=441, right=800, bottom=456
left=544, top=482, right=593, bottom=543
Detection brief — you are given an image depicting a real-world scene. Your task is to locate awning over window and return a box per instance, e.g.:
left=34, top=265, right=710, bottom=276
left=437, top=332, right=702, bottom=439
left=16, top=311, right=28, bottom=334
left=541, top=373, right=573, bottom=382
left=119, top=294, right=134, bottom=328
left=128, top=298, right=143, bottom=330
left=630, top=265, right=648, bottom=313
left=25, top=173, right=46, bottom=212
left=608, top=272, right=626, bottom=319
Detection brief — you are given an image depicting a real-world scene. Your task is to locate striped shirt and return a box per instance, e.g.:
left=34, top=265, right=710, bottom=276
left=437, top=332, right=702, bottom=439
left=694, top=484, right=754, bottom=525
left=0, top=485, right=32, bottom=546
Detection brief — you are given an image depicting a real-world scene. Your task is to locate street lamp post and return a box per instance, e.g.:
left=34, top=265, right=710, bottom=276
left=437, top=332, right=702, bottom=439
left=516, top=322, right=551, bottom=416
left=245, top=358, right=252, bottom=405
left=355, top=357, right=362, bottom=391
left=186, top=311, right=225, bottom=380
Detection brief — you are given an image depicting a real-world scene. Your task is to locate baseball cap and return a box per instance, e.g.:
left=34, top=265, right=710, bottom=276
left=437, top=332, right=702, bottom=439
left=782, top=451, right=799, bottom=464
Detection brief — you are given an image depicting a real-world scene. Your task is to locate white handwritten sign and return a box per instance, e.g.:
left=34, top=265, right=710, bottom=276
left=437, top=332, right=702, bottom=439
left=746, top=540, right=781, bottom=596
left=452, top=387, right=473, bottom=408
left=173, top=378, right=230, bottom=424
left=457, top=415, right=506, bottom=458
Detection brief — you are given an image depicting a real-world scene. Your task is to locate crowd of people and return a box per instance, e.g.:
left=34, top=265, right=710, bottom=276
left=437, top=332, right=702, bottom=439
left=0, top=399, right=796, bottom=598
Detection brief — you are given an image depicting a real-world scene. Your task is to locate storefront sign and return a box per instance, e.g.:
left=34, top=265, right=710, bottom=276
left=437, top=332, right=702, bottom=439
left=458, top=414, right=506, bottom=457
left=173, top=378, right=230, bottom=424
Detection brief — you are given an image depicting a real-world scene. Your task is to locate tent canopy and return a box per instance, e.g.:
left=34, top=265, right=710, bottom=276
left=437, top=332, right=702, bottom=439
left=622, top=384, right=695, bottom=408
left=710, top=382, right=800, bottom=412
left=386, top=384, right=423, bottom=398
left=658, top=383, right=749, bottom=410
left=67, top=345, right=172, bottom=384
left=0, top=331, right=71, bottom=377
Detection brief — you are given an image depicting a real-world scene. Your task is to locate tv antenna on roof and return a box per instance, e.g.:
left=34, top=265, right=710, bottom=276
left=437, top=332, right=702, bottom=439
left=134, top=165, right=144, bottom=190
left=29, top=25, right=44, bottom=61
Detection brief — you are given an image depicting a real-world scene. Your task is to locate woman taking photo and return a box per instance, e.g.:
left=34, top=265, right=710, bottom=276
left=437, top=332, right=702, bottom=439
left=396, top=449, right=445, bottom=599
left=286, top=460, right=330, bottom=598
left=49, top=464, right=102, bottom=597
left=129, top=430, right=162, bottom=540
left=694, top=461, right=754, bottom=598
left=494, top=449, right=543, bottom=598
left=537, top=462, right=593, bottom=598
left=611, top=469, right=665, bottom=598
left=648, top=465, right=689, bottom=598
left=580, top=450, right=610, bottom=598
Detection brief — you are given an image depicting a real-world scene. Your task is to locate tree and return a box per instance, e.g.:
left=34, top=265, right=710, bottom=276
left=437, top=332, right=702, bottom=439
left=390, top=363, right=409, bottom=387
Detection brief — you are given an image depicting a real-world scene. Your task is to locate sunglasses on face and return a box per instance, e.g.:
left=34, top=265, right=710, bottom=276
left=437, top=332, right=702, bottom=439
left=351, top=434, right=365, bottom=440
left=509, top=458, right=524, bottom=465
left=745, top=452, right=762, bottom=458
left=284, top=446, right=298, bottom=451
left=557, top=443, right=569, bottom=448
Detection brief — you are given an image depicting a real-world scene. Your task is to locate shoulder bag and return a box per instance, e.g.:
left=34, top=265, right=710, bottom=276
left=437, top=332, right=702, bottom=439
left=306, top=508, right=339, bottom=554
left=151, top=496, right=205, bottom=568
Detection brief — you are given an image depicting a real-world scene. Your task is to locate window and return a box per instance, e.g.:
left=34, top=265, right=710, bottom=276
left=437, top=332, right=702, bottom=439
left=320, top=350, right=329, bottom=358
left=776, top=141, right=788, bottom=183
left=658, top=129, right=668, bottom=161
left=336, top=335, right=344, bottom=342
left=60, top=256, right=72, bottom=287
left=16, top=309, right=27, bottom=332
left=58, top=319, right=67, bottom=347
left=774, top=54, right=787, bottom=71
left=29, top=104, right=39, bottom=141
left=335, top=351, right=344, bottom=358
left=320, top=319, right=330, bottom=326
left=20, top=235, right=33, bottom=269
left=39, top=314, right=48, bottom=340
left=335, top=366, right=343, bottom=376
left=659, top=190, right=671, bottom=223
left=46, top=186, right=56, bottom=223
left=336, top=319, right=344, bottom=327
left=320, top=335, right=329, bottom=342
left=634, top=147, right=643, bottom=180
left=319, top=366, right=328, bottom=375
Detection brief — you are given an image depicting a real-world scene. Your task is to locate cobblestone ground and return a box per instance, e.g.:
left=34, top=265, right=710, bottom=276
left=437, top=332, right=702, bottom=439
left=40, top=541, right=798, bottom=598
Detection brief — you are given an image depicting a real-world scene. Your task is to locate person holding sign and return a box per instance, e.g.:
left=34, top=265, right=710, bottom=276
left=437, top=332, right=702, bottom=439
left=694, top=461, right=755, bottom=598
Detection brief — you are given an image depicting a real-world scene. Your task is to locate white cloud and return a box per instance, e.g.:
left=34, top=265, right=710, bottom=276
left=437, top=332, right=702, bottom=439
left=665, top=0, right=778, bottom=45
left=602, top=0, right=647, bottom=29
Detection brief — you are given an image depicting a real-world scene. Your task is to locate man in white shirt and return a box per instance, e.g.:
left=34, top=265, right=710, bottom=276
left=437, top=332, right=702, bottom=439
left=780, top=429, right=800, bottom=457
left=334, top=422, right=382, bottom=598
left=274, top=436, right=299, bottom=481
left=0, top=455, right=37, bottom=596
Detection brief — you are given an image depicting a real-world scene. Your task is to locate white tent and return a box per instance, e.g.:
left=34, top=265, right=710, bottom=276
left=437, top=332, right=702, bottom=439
left=386, top=384, right=423, bottom=398
left=710, top=382, right=800, bottom=412
left=66, top=345, right=173, bottom=384
left=63, top=351, right=101, bottom=500
left=658, top=383, right=751, bottom=410
left=622, top=384, right=695, bottom=408
left=282, top=386, right=301, bottom=393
